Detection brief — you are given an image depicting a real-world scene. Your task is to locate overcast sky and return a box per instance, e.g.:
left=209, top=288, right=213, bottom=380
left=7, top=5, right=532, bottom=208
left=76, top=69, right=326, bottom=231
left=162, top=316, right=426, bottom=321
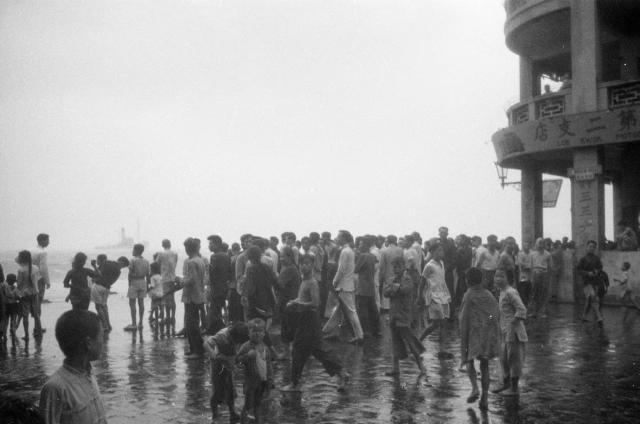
left=0, top=0, right=611, bottom=251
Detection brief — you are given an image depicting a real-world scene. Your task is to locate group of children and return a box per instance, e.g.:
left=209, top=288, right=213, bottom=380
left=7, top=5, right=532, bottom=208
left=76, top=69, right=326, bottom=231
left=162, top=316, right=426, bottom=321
left=0, top=273, right=22, bottom=343
left=204, top=253, right=349, bottom=424
left=0, top=250, right=44, bottom=345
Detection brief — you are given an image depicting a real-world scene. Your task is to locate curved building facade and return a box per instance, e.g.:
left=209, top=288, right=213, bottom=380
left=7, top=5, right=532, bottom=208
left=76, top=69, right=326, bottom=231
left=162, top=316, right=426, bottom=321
left=493, top=0, right=640, bottom=248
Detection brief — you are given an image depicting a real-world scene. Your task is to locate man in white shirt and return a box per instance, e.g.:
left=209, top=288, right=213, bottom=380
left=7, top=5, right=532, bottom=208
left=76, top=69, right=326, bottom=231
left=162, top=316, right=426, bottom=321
left=32, top=233, right=50, bottom=331
left=322, top=230, right=364, bottom=344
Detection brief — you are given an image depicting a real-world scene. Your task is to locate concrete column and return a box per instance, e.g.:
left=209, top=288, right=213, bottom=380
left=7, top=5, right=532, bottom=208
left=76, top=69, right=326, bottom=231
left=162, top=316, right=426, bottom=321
left=612, top=180, right=623, bottom=232
left=519, top=56, right=534, bottom=100
left=619, top=145, right=640, bottom=232
left=571, top=0, right=599, bottom=113
left=521, top=166, right=543, bottom=246
left=571, top=148, right=605, bottom=252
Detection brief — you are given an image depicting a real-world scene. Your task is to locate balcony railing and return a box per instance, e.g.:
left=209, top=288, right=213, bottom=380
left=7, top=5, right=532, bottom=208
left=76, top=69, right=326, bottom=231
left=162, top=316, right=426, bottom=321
left=609, top=81, right=640, bottom=108
left=505, top=80, right=640, bottom=128
left=507, top=91, right=569, bottom=125
left=535, top=95, right=565, bottom=119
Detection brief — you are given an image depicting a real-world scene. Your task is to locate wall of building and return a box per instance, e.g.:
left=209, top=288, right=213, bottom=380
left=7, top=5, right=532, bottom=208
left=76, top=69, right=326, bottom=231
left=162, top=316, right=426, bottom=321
left=553, top=250, right=640, bottom=305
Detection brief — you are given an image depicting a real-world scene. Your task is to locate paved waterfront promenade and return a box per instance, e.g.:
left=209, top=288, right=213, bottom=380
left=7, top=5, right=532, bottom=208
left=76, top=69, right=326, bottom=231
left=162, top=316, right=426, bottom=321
left=1, top=277, right=639, bottom=424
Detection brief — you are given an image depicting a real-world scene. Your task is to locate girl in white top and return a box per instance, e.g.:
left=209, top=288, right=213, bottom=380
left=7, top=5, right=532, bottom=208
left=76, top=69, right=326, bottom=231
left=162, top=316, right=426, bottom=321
left=418, top=244, right=452, bottom=342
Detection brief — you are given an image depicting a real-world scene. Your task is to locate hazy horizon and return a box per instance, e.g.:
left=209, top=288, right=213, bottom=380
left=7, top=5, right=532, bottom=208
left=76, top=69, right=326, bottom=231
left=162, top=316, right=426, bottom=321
left=0, top=0, right=614, bottom=252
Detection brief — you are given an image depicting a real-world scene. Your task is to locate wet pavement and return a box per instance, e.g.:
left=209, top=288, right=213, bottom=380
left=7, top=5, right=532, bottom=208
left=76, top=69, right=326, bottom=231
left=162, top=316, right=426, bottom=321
left=1, top=278, right=640, bottom=423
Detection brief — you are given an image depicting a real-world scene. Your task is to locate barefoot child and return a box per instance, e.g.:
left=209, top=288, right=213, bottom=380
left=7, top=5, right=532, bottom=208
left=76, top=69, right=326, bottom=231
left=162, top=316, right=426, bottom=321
left=148, top=262, right=164, bottom=330
left=418, top=244, right=452, bottom=343
left=493, top=269, right=528, bottom=396
left=203, top=321, right=249, bottom=423
left=459, top=268, right=500, bottom=410
left=16, top=250, right=43, bottom=340
left=63, top=252, right=97, bottom=311
left=0, top=274, right=20, bottom=344
left=236, top=318, right=272, bottom=423
left=614, top=261, right=640, bottom=311
left=383, top=257, right=426, bottom=376
left=281, top=255, right=349, bottom=392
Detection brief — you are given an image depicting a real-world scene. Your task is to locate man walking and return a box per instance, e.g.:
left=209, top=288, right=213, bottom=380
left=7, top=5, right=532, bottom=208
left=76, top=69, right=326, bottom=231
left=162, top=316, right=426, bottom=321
left=322, top=230, right=364, bottom=344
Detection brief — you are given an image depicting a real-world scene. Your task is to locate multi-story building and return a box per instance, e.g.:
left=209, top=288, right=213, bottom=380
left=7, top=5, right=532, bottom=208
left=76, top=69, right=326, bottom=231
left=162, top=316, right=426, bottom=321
left=492, top=0, right=640, bottom=253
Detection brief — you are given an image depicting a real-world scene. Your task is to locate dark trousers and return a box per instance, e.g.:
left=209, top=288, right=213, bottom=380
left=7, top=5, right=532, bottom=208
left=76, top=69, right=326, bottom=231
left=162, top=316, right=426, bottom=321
left=185, top=303, right=204, bottom=354
left=356, top=295, right=380, bottom=336
left=445, top=269, right=455, bottom=306
left=319, top=280, right=329, bottom=321
left=207, top=295, right=226, bottom=334
left=517, top=280, right=532, bottom=308
left=227, top=289, right=244, bottom=323
left=454, top=270, right=468, bottom=308
left=291, top=342, right=342, bottom=385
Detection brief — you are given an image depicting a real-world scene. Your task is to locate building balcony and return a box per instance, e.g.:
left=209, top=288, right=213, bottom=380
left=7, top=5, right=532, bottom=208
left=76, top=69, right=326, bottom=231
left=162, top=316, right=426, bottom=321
left=507, top=90, right=571, bottom=126
left=507, top=79, right=640, bottom=126
left=494, top=79, right=640, bottom=170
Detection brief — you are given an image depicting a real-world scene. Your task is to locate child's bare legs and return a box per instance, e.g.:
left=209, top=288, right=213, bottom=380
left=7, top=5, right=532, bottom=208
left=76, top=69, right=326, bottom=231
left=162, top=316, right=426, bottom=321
left=129, top=299, right=137, bottom=328
left=387, top=352, right=400, bottom=376
left=137, top=298, right=144, bottom=328
left=0, top=312, right=8, bottom=341
left=479, top=359, right=490, bottom=410
left=166, top=305, right=176, bottom=335
left=466, top=360, right=479, bottom=402
left=22, top=313, right=29, bottom=341
left=10, top=314, right=18, bottom=342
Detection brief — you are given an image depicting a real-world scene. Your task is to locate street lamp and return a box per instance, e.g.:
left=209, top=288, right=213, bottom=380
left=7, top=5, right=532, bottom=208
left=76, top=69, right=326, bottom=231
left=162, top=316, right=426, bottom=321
left=494, top=162, right=521, bottom=189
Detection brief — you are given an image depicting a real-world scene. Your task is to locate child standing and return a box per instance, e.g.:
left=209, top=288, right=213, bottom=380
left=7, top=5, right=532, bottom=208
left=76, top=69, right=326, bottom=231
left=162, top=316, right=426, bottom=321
left=281, top=255, right=348, bottom=392
left=63, top=252, right=97, bottom=311
left=493, top=269, right=528, bottom=396
left=203, top=322, right=249, bottom=423
left=418, top=244, right=452, bottom=343
left=236, top=318, right=272, bottom=423
left=148, top=262, right=164, bottom=331
left=458, top=268, right=500, bottom=410
left=383, top=257, right=426, bottom=376
left=614, top=261, right=640, bottom=316
left=613, top=262, right=640, bottom=309
left=0, top=274, right=20, bottom=344
left=16, top=250, right=43, bottom=340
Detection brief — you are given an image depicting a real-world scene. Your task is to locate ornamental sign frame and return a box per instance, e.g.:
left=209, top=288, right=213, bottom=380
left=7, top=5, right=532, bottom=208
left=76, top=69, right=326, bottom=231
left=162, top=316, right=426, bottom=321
left=492, top=105, right=640, bottom=165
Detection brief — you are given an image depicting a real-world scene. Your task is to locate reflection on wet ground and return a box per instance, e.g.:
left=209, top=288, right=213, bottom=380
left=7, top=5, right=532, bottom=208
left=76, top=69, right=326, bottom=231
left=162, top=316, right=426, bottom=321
left=1, top=295, right=639, bottom=423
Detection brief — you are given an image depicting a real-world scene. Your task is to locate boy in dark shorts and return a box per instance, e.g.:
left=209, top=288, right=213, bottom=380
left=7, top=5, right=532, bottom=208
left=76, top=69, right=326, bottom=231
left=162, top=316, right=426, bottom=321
left=203, top=322, right=249, bottom=423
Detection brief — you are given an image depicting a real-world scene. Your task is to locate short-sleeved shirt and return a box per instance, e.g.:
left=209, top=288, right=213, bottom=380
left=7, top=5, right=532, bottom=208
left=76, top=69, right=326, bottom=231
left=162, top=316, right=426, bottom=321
left=182, top=256, right=206, bottom=304
left=149, top=274, right=163, bottom=298
left=39, top=362, right=107, bottom=424
left=155, top=250, right=178, bottom=283
left=422, top=259, right=451, bottom=305
left=530, top=250, right=551, bottom=272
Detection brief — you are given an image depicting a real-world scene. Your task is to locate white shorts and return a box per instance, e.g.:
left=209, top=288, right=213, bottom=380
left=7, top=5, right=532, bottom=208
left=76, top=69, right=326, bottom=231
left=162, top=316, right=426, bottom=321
left=91, top=284, right=109, bottom=305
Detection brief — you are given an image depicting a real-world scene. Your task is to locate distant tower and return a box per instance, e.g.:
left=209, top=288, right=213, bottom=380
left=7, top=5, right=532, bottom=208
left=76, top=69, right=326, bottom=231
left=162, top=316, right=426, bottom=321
left=493, top=0, right=640, bottom=248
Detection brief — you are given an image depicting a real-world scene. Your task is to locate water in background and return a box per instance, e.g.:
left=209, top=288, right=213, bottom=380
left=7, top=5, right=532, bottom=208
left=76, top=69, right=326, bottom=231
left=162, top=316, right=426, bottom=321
left=1, top=249, right=640, bottom=423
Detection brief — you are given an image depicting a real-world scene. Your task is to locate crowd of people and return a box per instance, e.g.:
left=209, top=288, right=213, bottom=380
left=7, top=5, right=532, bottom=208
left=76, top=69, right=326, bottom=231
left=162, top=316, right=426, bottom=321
left=0, top=228, right=638, bottom=424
